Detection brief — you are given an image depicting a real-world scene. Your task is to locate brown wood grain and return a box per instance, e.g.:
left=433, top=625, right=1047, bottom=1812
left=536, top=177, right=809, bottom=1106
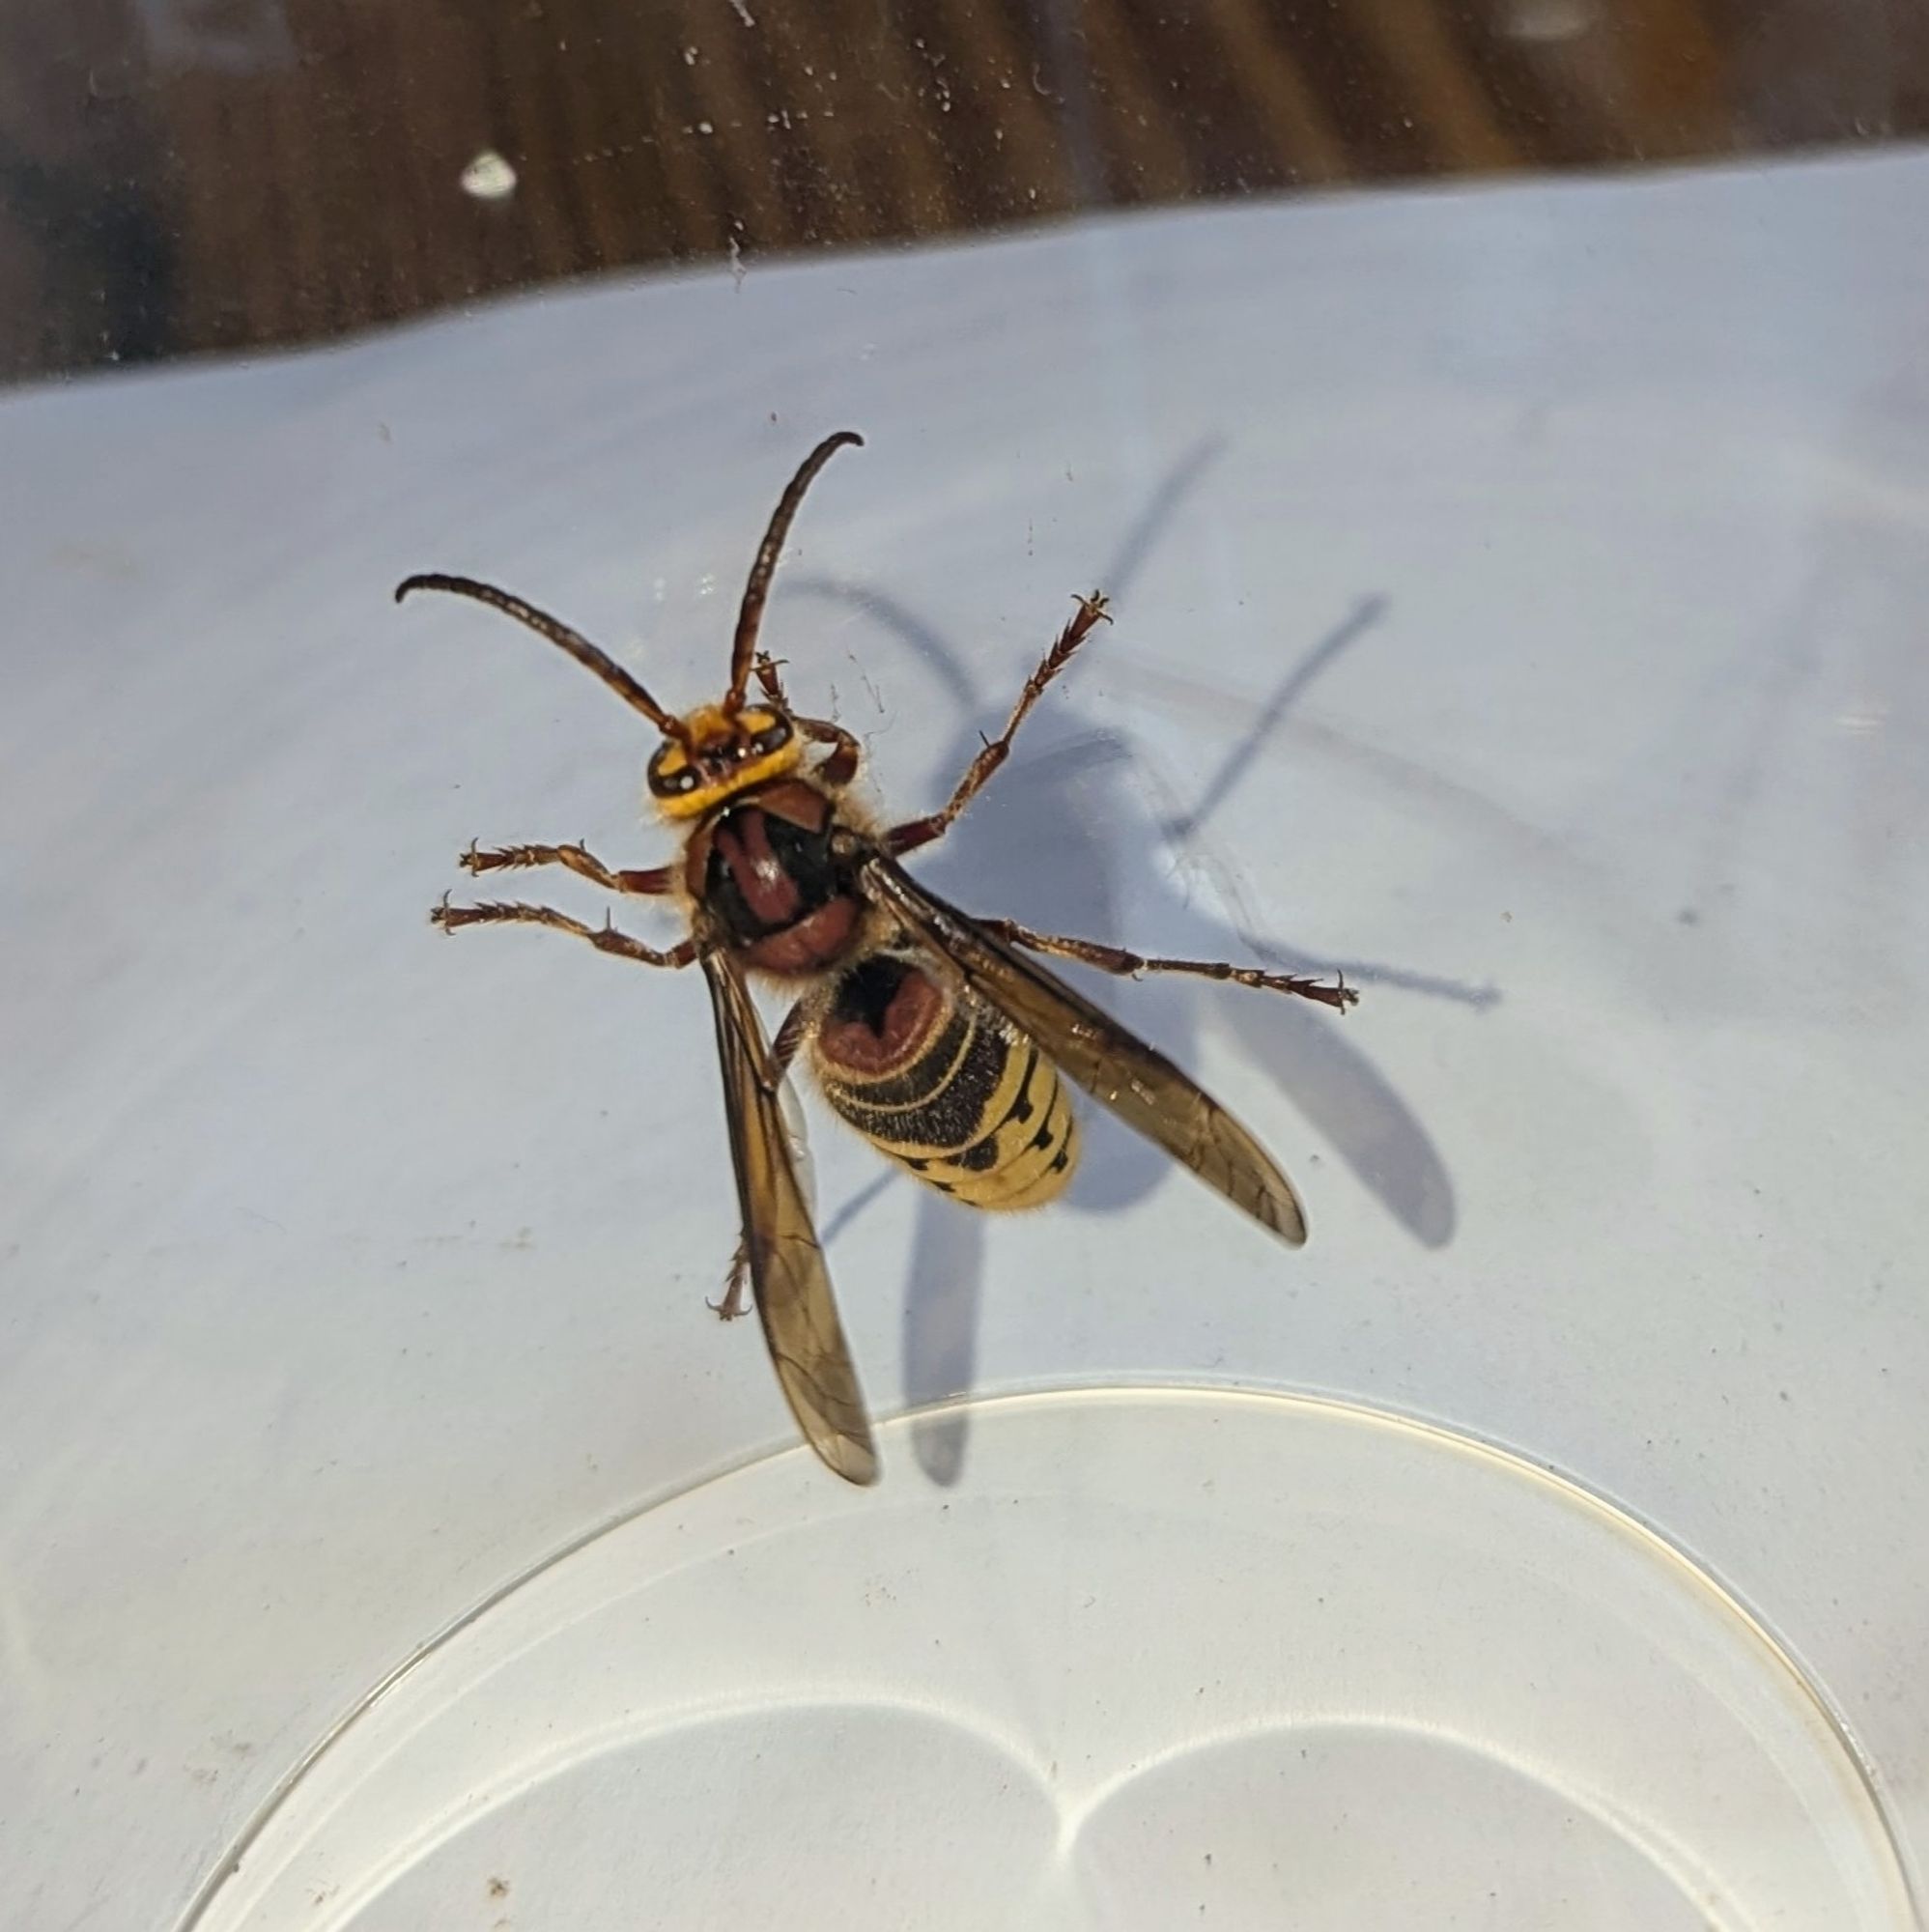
left=1, top=0, right=1922, bottom=381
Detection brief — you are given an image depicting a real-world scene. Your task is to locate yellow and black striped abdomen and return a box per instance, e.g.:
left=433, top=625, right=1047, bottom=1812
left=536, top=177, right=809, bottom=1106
left=811, top=954, right=1079, bottom=1209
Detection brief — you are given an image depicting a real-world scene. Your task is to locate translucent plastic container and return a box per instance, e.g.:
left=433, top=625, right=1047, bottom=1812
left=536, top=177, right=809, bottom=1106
left=4, top=149, right=1925, bottom=1929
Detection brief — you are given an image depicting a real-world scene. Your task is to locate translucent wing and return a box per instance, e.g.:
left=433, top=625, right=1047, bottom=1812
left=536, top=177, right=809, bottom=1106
left=860, top=853, right=1308, bottom=1246
left=702, top=953, right=878, bottom=1484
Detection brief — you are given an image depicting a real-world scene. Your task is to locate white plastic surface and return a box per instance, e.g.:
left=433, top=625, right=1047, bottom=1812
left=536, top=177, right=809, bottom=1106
left=3, top=149, right=1927, bottom=1927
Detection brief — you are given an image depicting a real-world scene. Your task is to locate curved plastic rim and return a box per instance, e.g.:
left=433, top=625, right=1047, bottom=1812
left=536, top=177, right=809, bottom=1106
left=173, top=1379, right=1926, bottom=1931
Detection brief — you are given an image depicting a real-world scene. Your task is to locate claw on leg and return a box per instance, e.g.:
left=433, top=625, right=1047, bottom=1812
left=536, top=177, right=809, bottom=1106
left=710, top=1240, right=752, bottom=1321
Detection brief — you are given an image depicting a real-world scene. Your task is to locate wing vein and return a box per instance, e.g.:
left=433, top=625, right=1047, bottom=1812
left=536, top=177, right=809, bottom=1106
left=859, top=852, right=1307, bottom=1246
left=702, top=953, right=879, bottom=1483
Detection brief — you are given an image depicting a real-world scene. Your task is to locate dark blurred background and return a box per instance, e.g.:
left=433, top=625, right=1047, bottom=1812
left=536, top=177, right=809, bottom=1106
left=5, top=0, right=1926, bottom=384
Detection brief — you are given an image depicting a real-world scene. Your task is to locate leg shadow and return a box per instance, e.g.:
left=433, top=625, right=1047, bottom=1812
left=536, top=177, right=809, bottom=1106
left=903, top=1191, right=985, bottom=1486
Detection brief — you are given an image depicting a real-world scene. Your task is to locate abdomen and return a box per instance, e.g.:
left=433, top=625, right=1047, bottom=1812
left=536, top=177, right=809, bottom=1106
left=810, top=952, right=1079, bottom=1209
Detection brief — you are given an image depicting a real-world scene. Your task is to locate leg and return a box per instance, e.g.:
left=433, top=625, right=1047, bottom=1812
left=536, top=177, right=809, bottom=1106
left=713, top=996, right=812, bottom=1321
left=432, top=895, right=699, bottom=969
left=979, top=917, right=1358, bottom=1012
left=795, top=715, right=861, bottom=788
left=768, top=997, right=812, bottom=1082
left=461, top=840, right=674, bottom=896
left=888, top=592, right=1110, bottom=856
left=751, top=649, right=789, bottom=707
left=751, top=650, right=861, bottom=787
left=714, top=1247, right=754, bottom=1321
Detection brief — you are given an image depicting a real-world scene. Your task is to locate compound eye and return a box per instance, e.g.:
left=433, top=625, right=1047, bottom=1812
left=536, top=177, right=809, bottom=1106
left=752, top=718, right=792, bottom=756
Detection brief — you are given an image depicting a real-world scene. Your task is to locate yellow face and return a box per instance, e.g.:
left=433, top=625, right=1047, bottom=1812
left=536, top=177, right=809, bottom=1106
left=646, top=703, right=803, bottom=819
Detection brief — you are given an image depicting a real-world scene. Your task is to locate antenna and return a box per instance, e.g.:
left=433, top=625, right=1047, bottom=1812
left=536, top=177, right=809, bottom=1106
left=726, top=430, right=864, bottom=713
left=396, top=573, right=689, bottom=740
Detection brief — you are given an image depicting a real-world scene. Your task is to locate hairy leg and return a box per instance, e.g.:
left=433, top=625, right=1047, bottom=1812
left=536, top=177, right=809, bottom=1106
left=460, top=841, right=674, bottom=895
left=888, top=592, right=1110, bottom=856
left=432, top=895, right=698, bottom=969
left=979, top=916, right=1357, bottom=1011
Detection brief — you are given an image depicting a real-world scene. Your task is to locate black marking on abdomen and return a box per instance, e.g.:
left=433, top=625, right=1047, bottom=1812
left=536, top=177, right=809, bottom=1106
left=819, top=995, right=1081, bottom=1211
left=830, top=1008, right=973, bottom=1114
left=953, top=1136, right=1001, bottom=1173
left=822, top=1008, right=1015, bottom=1155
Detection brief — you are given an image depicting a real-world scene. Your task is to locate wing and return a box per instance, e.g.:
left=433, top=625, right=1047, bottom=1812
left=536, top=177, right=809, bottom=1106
left=859, top=853, right=1309, bottom=1246
left=702, top=952, right=878, bottom=1484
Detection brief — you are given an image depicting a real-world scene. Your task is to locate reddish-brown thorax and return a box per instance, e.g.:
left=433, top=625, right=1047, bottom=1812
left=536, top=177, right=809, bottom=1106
left=685, top=779, right=865, bottom=977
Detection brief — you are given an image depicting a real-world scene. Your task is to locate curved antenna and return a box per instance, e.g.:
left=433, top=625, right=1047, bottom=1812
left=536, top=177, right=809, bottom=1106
left=726, top=430, right=864, bottom=713
left=396, top=573, right=688, bottom=740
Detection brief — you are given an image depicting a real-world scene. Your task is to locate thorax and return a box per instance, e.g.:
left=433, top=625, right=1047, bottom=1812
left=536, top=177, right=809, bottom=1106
left=684, top=778, right=865, bottom=976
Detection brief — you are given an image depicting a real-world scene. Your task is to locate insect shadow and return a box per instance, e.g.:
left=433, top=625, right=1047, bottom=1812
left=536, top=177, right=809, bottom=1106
left=790, top=448, right=1487, bottom=1483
